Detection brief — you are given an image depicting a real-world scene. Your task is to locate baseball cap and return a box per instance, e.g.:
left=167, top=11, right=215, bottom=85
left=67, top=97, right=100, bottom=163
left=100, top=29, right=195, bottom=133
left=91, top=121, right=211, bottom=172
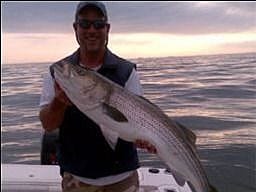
left=75, top=1, right=108, bottom=21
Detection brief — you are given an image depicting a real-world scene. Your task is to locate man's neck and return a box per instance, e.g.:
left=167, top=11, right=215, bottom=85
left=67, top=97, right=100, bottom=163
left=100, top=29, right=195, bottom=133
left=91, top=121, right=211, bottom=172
left=79, top=48, right=106, bottom=68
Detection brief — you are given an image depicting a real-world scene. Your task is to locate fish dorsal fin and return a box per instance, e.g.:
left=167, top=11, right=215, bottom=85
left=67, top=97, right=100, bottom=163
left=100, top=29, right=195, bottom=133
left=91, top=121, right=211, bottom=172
left=138, top=95, right=197, bottom=145
left=139, top=95, right=197, bottom=145
left=102, top=103, right=128, bottom=122
left=138, top=95, right=155, bottom=105
left=175, top=121, right=197, bottom=145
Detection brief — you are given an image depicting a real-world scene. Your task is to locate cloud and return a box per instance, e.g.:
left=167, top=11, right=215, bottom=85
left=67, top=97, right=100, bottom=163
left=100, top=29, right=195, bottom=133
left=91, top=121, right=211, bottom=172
left=107, top=2, right=256, bottom=34
left=2, top=2, right=75, bottom=33
left=2, top=2, right=256, bottom=34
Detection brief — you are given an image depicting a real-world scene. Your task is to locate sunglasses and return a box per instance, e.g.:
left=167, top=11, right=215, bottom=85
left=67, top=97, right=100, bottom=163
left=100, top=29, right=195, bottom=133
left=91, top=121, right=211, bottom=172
left=77, top=19, right=107, bottom=30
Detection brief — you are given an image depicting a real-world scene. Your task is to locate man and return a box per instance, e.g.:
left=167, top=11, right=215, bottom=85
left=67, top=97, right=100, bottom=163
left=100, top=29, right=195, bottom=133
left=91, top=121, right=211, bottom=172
left=39, top=1, right=156, bottom=191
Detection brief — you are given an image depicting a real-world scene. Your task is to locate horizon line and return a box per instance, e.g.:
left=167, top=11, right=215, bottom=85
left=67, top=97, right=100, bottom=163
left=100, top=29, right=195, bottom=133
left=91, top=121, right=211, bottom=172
left=3, top=51, right=255, bottom=65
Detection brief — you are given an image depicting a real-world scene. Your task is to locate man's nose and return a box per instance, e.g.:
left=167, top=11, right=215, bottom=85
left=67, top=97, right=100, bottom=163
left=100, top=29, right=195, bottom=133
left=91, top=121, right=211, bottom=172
left=87, top=24, right=97, bottom=32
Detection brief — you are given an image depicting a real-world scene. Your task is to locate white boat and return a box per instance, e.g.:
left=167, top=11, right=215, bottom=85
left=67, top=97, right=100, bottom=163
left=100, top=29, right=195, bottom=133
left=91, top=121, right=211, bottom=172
left=2, top=164, right=193, bottom=192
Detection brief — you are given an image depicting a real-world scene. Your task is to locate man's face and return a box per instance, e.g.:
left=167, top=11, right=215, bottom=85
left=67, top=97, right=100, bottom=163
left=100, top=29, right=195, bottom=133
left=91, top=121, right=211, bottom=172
left=74, top=7, right=110, bottom=53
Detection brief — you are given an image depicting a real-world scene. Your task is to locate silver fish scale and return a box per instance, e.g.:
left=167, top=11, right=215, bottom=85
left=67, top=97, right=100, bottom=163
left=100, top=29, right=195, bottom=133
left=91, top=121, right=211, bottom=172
left=108, top=88, right=209, bottom=191
left=109, top=91, right=168, bottom=137
left=109, top=89, right=187, bottom=150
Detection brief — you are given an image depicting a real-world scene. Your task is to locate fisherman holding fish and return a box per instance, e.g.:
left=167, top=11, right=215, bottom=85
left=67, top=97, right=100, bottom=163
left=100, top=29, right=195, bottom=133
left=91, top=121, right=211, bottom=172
left=39, top=1, right=156, bottom=191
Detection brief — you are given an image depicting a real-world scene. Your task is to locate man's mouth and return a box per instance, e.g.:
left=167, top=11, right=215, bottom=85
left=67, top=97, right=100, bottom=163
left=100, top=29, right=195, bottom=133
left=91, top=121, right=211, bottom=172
left=87, top=37, right=98, bottom=42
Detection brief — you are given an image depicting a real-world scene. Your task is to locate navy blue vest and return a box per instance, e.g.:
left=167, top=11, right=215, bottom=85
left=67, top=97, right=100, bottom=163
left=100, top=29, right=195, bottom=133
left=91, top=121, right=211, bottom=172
left=50, top=49, right=140, bottom=178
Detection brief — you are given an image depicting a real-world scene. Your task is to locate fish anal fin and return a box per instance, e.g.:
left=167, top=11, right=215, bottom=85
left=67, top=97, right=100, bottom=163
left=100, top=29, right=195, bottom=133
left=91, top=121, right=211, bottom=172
left=102, top=103, right=128, bottom=122
left=171, top=169, right=186, bottom=187
left=187, top=181, right=197, bottom=192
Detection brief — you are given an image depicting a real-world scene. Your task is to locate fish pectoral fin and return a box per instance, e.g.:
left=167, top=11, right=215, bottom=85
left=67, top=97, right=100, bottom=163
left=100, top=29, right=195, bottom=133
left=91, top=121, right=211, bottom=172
left=176, top=121, right=197, bottom=145
left=102, top=103, right=128, bottom=122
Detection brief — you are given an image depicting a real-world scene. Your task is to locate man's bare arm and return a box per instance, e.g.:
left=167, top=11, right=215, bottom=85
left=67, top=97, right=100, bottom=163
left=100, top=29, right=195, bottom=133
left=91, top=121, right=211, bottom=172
left=39, top=81, right=71, bottom=132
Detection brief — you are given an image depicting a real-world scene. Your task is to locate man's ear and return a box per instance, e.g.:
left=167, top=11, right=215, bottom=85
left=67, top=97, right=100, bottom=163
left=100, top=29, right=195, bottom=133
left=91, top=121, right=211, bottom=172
left=73, top=22, right=77, bottom=31
left=106, top=23, right=110, bottom=33
left=73, top=22, right=80, bottom=45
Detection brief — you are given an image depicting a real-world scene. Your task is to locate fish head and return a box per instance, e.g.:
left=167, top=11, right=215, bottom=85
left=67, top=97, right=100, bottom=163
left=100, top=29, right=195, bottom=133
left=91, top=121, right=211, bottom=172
left=69, top=64, right=112, bottom=107
left=53, top=61, right=112, bottom=109
left=83, top=73, right=110, bottom=101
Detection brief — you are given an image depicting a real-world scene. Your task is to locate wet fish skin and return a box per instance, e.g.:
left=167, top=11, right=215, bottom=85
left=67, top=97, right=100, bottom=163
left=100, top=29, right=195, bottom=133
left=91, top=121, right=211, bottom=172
left=53, top=61, right=213, bottom=192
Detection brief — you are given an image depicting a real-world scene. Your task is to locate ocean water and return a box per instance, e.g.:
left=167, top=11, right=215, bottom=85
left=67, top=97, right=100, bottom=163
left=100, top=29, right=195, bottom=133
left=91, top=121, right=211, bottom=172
left=2, top=52, right=256, bottom=192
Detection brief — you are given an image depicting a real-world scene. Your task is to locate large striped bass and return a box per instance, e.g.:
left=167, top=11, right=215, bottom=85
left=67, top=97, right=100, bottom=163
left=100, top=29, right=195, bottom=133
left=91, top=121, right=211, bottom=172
left=53, top=61, right=216, bottom=192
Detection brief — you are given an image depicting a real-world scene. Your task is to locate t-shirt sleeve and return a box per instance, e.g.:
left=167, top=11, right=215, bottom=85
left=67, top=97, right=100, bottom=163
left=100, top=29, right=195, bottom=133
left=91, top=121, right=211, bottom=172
left=124, top=68, right=144, bottom=96
left=39, top=71, right=55, bottom=107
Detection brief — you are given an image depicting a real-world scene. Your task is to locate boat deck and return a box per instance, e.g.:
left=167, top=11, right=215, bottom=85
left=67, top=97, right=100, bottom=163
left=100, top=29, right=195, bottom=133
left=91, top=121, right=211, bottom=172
left=2, top=164, right=192, bottom=192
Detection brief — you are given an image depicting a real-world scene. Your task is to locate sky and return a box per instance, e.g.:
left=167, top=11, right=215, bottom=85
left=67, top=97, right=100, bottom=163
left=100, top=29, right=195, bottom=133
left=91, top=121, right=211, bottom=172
left=2, top=1, right=256, bottom=64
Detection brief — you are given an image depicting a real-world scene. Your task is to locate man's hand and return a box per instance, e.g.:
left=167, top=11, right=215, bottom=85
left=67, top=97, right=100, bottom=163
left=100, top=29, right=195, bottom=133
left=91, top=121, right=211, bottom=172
left=39, top=81, right=73, bottom=132
left=135, top=140, right=157, bottom=154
